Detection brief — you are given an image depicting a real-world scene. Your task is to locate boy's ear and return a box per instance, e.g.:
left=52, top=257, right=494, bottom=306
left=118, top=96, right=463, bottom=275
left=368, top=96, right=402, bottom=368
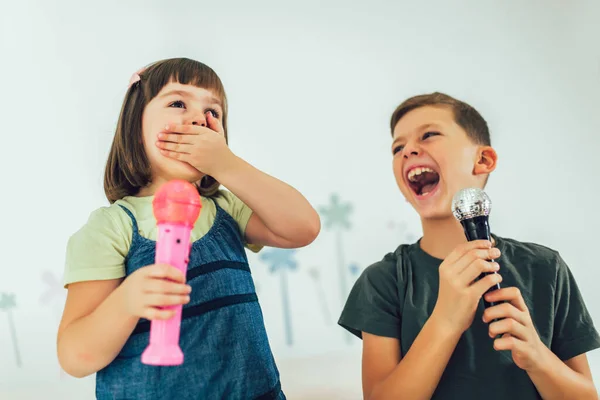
left=474, top=146, right=497, bottom=175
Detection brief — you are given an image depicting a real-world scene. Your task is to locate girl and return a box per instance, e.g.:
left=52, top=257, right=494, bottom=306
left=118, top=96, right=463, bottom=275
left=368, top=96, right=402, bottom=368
left=57, top=57, right=320, bottom=400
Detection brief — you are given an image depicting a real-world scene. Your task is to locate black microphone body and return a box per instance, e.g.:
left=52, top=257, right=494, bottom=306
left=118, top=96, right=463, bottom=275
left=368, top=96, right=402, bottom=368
left=452, top=188, right=502, bottom=313
left=458, top=215, right=501, bottom=309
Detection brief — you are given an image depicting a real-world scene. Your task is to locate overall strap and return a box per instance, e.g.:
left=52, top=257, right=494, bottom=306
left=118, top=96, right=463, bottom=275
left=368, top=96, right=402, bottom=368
left=118, top=204, right=141, bottom=244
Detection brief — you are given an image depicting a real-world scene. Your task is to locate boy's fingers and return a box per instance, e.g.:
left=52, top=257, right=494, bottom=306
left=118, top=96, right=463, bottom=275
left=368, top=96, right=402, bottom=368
left=485, top=287, right=527, bottom=312
left=472, top=272, right=503, bottom=297
left=445, top=240, right=492, bottom=266
left=489, top=318, right=528, bottom=340
left=460, top=259, right=499, bottom=285
left=493, top=334, right=523, bottom=352
left=455, top=247, right=500, bottom=273
left=482, top=302, right=526, bottom=325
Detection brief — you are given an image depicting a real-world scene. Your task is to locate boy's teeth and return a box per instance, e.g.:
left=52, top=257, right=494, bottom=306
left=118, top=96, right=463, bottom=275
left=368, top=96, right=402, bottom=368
left=408, top=166, right=434, bottom=182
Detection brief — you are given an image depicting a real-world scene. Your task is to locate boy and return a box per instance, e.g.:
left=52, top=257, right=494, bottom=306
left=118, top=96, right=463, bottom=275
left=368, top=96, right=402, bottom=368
left=338, top=93, right=600, bottom=399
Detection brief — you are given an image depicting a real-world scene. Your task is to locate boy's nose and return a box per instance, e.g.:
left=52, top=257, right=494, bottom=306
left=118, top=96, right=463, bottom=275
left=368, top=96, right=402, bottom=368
left=403, top=144, right=420, bottom=158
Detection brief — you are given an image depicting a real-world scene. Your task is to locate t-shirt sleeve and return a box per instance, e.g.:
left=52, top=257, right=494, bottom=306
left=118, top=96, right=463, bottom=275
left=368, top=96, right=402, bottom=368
left=215, top=190, right=262, bottom=253
left=338, top=252, right=402, bottom=339
left=550, top=253, right=600, bottom=361
left=63, top=207, right=130, bottom=287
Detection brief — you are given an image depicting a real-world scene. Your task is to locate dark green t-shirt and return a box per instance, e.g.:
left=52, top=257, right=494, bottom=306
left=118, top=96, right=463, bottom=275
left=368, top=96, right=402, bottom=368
left=338, top=235, right=600, bottom=399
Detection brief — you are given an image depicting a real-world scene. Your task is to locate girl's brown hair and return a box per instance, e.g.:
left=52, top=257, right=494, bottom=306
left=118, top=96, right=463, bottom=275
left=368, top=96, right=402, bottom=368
left=104, top=58, right=228, bottom=203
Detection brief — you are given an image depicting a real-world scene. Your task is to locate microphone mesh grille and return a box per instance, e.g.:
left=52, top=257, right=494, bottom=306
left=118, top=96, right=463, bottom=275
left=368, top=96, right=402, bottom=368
left=451, top=187, right=492, bottom=221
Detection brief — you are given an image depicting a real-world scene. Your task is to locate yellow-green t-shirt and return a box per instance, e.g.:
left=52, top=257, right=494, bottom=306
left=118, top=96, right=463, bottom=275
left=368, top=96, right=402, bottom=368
left=63, top=190, right=260, bottom=287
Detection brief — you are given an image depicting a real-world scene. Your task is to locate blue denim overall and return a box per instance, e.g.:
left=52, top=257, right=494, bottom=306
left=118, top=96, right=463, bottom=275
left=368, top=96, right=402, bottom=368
left=95, top=200, right=284, bottom=400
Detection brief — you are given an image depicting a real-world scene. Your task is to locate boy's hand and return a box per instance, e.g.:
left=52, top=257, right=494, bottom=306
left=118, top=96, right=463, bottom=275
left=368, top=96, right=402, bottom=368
left=431, top=240, right=503, bottom=335
left=482, top=287, right=544, bottom=371
left=156, top=113, right=234, bottom=177
left=120, top=263, right=191, bottom=320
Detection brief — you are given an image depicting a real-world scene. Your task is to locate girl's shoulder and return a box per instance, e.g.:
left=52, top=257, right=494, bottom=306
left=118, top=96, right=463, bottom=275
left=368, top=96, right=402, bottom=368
left=63, top=202, right=133, bottom=287
left=76, top=201, right=134, bottom=238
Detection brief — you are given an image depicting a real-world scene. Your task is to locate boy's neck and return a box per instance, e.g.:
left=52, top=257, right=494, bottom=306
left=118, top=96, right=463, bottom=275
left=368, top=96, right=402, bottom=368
left=419, top=216, right=469, bottom=260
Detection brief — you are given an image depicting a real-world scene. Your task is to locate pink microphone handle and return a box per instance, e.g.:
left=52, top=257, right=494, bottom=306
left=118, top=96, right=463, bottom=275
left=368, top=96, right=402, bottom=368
left=141, top=222, right=192, bottom=366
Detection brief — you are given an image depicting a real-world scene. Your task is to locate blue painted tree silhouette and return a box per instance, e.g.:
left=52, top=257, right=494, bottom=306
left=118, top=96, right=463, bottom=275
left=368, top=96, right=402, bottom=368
left=0, top=292, right=22, bottom=367
left=260, top=248, right=298, bottom=346
left=319, top=193, right=353, bottom=308
left=308, top=267, right=332, bottom=324
left=349, top=263, right=361, bottom=277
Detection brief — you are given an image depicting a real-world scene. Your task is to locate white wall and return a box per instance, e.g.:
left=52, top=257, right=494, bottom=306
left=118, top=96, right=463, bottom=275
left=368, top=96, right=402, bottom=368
left=0, top=0, right=599, bottom=398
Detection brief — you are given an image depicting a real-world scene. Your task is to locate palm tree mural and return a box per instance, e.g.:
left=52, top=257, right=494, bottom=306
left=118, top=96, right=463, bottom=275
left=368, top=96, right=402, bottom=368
left=319, top=193, right=353, bottom=308
left=308, top=267, right=332, bottom=324
left=349, top=263, right=361, bottom=277
left=259, top=248, right=298, bottom=346
left=0, top=292, right=22, bottom=367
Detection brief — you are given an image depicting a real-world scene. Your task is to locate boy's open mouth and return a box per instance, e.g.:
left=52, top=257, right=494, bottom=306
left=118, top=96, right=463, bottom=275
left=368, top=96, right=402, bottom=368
left=407, top=167, right=440, bottom=196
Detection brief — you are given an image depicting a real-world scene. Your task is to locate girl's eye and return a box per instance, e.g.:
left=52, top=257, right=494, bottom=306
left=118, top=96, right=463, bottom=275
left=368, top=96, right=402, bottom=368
left=423, top=131, right=440, bottom=140
left=392, top=145, right=404, bottom=155
left=169, top=100, right=186, bottom=109
left=206, top=109, right=220, bottom=118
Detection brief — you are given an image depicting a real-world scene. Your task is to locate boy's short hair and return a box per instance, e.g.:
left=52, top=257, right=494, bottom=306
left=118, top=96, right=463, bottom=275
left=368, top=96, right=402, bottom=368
left=390, top=92, right=491, bottom=147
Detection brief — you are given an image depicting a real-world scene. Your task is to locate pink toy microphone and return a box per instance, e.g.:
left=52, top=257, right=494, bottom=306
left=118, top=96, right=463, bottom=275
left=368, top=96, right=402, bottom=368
left=141, top=180, right=202, bottom=366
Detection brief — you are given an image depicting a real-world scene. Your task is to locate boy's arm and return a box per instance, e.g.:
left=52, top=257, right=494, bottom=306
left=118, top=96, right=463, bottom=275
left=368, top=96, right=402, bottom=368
left=363, top=315, right=462, bottom=400
left=350, top=242, right=502, bottom=399
left=527, top=351, right=597, bottom=399
left=483, top=286, right=599, bottom=400
left=537, top=253, right=600, bottom=399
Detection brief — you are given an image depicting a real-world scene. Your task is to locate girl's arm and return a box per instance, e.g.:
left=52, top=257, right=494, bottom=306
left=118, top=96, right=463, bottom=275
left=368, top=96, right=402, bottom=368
left=57, top=264, right=190, bottom=378
left=213, top=155, right=320, bottom=248
left=57, top=279, right=138, bottom=378
left=362, top=315, right=461, bottom=400
left=157, top=119, right=320, bottom=249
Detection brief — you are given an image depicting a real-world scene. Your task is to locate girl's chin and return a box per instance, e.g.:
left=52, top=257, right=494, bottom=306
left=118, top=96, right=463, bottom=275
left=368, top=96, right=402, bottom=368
left=162, top=159, right=203, bottom=182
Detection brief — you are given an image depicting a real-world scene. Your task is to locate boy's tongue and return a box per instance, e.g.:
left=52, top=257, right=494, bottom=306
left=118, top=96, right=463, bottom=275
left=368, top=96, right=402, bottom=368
left=412, top=171, right=440, bottom=195
left=421, top=182, right=437, bottom=194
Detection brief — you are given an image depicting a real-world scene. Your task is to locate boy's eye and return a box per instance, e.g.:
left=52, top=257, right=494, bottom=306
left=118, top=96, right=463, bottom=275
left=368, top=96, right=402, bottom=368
left=392, top=145, right=404, bottom=155
left=169, top=100, right=186, bottom=109
left=423, top=131, right=440, bottom=140
left=206, top=108, right=220, bottom=118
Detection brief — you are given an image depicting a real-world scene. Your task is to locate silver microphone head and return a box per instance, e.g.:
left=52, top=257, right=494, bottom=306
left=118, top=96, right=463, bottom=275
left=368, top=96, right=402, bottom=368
left=451, top=188, right=492, bottom=221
